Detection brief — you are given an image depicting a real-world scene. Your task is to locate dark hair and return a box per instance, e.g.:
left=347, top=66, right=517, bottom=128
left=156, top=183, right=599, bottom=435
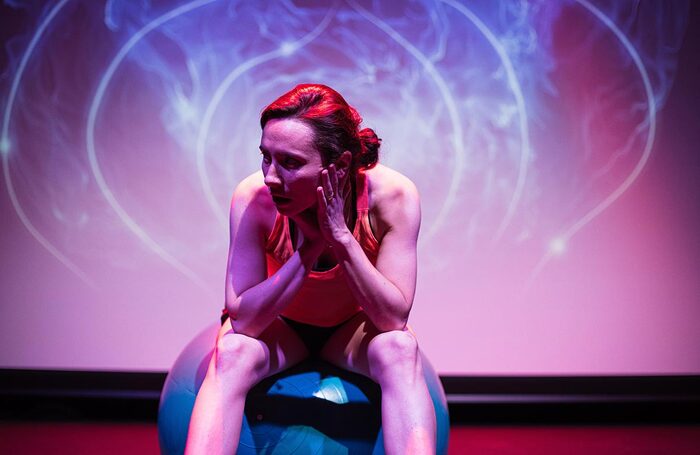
left=260, top=84, right=380, bottom=172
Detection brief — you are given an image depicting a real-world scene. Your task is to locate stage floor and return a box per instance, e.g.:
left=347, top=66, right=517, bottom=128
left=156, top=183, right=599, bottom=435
left=1, top=422, right=699, bottom=454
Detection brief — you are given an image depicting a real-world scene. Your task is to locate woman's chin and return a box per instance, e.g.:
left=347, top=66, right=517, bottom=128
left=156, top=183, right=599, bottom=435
left=272, top=196, right=318, bottom=217
left=282, top=205, right=317, bottom=220
left=275, top=202, right=303, bottom=217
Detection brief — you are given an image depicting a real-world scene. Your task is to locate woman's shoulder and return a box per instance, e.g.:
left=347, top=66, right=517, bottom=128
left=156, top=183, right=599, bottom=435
left=364, top=164, right=420, bottom=239
left=364, top=164, right=419, bottom=209
left=230, top=171, right=277, bottom=234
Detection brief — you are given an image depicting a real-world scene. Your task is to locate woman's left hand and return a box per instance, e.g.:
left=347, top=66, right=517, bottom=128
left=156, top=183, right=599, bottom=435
left=317, top=163, right=352, bottom=246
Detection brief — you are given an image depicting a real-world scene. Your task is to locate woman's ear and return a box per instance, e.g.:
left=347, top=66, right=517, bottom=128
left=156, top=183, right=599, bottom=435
left=335, top=151, right=352, bottom=181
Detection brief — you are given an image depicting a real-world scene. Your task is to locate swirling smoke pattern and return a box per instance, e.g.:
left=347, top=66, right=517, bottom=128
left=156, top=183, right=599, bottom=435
left=1, top=0, right=696, bottom=374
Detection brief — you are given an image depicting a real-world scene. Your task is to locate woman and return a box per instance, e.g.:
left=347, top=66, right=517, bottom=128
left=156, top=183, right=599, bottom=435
left=185, top=84, right=436, bottom=454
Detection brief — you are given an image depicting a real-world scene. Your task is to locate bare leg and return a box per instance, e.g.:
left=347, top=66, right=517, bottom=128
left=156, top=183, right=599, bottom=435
left=320, top=312, right=436, bottom=455
left=185, top=317, right=308, bottom=455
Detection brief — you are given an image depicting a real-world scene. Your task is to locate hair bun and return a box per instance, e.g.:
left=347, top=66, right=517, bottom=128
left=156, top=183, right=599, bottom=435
left=358, top=127, right=381, bottom=169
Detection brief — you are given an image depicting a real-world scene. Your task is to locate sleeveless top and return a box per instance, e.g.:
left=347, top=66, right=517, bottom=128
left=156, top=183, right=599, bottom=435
left=265, top=170, right=380, bottom=327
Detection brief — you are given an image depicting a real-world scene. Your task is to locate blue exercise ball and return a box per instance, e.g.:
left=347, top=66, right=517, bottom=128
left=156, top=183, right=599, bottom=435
left=158, top=322, right=449, bottom=454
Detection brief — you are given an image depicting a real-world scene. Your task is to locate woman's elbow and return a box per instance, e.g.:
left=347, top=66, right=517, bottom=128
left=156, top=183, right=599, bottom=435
left=224, top=298, right=250, bottom=333
left=377, top=303, right=410, bottom=332
left=228, top=315, right=263, bottom=339
left=377, top=318, right=408, bottom=333
left=224, top=292, right=239, bottom=317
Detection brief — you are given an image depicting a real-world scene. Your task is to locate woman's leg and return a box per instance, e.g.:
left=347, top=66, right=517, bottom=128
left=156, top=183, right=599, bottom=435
left=185, top=317, right=309, bottom=455
left=320, top=312, right=436, bottom=455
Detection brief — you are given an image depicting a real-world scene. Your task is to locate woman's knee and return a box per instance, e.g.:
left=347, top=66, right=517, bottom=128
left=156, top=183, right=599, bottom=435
left=214, top=331, right=268, bottom=380
left=366, top=329, right=420, bottom=380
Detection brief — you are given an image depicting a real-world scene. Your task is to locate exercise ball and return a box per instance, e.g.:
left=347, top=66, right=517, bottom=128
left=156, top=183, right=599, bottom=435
left=158, top=322, right=449, bottom=454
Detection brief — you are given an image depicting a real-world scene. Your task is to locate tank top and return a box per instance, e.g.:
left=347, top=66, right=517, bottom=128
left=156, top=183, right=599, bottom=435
left=265, top=170, right=380, bottom=327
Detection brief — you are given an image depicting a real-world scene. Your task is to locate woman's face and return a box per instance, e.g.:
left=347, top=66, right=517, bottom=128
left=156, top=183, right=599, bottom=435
left=260, top=118, right=324, bottom=216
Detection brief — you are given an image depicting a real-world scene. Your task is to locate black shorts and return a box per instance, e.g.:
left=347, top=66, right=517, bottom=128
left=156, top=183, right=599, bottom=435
left=220, top=311, right=347, bottom=357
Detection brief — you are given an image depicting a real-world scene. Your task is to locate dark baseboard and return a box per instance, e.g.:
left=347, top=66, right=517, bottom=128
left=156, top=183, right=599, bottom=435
left=441, top=375, right=700, bottom=424
left=0, top=369, right=165, bottom=422
left=1, top=369, right=698, bottom=424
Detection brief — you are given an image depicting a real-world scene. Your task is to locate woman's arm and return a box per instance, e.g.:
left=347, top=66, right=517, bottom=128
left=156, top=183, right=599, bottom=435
left=318, top=166, right=420, bottom=332
left=224, top=176, right=324, bottom=338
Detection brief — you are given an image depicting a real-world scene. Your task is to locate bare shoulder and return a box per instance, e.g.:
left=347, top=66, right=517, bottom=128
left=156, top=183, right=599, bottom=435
left=365, top=163, right=418, bottom=196
left=230, top=171, right=276, bottom=234
left=365, top=164, right=420, bottom=240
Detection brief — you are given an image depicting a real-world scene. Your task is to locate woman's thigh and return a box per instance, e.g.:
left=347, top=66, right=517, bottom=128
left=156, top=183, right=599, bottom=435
left=213, top=316, right=310, bottom=381
left=318, top=311, right=418, bottom=380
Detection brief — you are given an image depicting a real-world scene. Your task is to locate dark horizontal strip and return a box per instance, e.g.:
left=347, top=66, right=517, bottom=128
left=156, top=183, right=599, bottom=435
left=3, top=369, right=699, bottom=398
left=440, top=374, right=700, bottom=396
left=0, top=395, right=160, bottom=422
left=1, top=388, right=161, bottom=400
left=446, top=401, right=700, bottom=424
left=1, top=369, right=699, bottom=423
left=446, top=393, right=700, bottom=404
left=4, top=370, right=699, bottom=397
left=0, top=369, right=167, bottom=394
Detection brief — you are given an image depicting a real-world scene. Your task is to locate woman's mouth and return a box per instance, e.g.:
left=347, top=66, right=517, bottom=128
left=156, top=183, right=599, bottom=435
left=271, top=194, right=291, bottom=205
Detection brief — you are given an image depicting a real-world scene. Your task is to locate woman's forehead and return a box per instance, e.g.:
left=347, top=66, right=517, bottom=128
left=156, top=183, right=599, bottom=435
left=260, top=118, right=316, bottom=154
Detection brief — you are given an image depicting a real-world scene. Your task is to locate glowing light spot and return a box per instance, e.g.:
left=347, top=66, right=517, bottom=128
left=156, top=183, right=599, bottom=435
left=174, top=95, right=196, bottom=121
left=549, top=237, right=567, bottom=256
left=279, top=41, right=297, bottom=56
left=0, top=137, right=10, bottom=155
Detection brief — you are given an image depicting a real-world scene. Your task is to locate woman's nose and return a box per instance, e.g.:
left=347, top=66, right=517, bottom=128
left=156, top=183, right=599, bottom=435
left=264, top=163, right=281, bottom=188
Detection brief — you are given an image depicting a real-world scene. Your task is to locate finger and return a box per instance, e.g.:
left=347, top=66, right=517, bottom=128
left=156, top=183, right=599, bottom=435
left=328, top=164, right=338, bottom=192
left=321, top=169, right=333, bottom=198
left=317, top=186, right=327, bottom=212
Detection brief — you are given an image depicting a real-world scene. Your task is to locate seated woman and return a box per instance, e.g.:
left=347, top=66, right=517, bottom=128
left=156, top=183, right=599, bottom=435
left=185, top=84, right=436, bottom=454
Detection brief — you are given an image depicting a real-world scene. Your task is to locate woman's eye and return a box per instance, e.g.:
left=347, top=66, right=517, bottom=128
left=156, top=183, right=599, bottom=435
left=284, top=158, right=301, bottom=168
left=260, top=152, right=271, bottom=164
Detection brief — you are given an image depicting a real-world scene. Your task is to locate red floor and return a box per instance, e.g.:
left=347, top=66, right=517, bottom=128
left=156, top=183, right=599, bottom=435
left=449, top=425, right=700, bottom=454
left=0, top=423, right=699, bottom=454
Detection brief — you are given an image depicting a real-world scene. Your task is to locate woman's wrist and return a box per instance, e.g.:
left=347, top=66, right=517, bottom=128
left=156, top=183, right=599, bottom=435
left=298, top=236, right=325, bottom=267
left=329, top=228, right=354, bottom=250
